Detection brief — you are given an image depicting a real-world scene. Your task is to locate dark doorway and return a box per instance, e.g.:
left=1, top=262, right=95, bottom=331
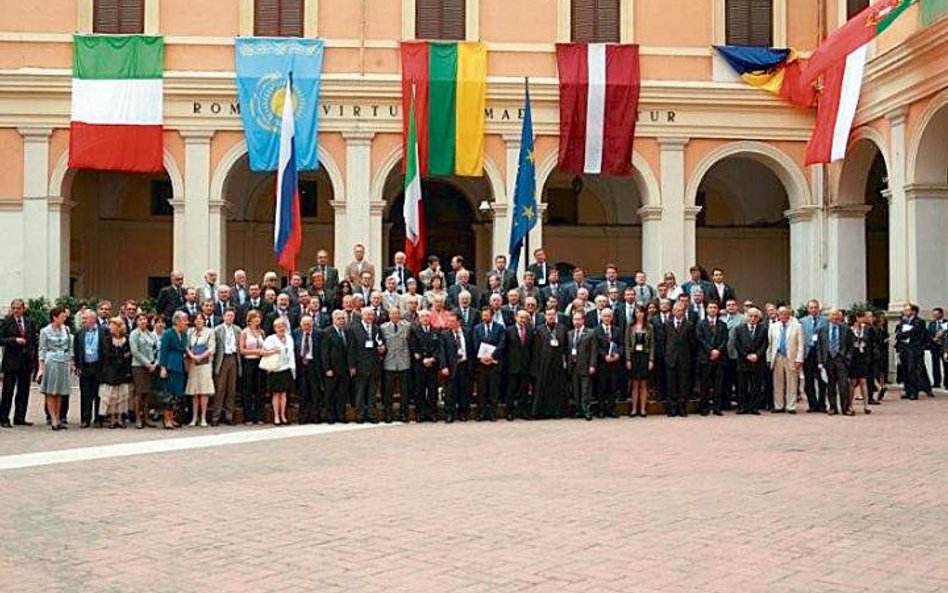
left=865, top=151, right=889, bottom=310
left=388, top=179, right=477, bottom=277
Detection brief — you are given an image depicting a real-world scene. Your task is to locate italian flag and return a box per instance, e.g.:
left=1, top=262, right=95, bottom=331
left=403, top=95, right=425, bottom=273
left=70, top=35, right=165, bottom=173
left=400, top=41, right=487, bottom=177
left=801, top=0, right=911, bottom=164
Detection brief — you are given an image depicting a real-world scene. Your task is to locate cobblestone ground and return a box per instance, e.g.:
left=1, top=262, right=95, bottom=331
left=1, top=388, right=947, bottom=593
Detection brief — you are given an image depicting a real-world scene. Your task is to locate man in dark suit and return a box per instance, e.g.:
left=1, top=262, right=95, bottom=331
left=348, top=307, right=385, bottom=423
left=448, top=270, right=479, bottom=309
left=926, top=307, right=947, bottom=389
left=504, top=310, right=535, bottom=420
left=231, top=269, right=250, bottom=307
left=454, top=291, right=478, bottom=333
left=818, top=309, right=854, bottom=414
left=408, top=310, right=445, bottom=422
left=686, top=288, right=709, bottom=325
left=200, top=299, right=221, bottom=329
left=733, top=307, right=769, bottom=415
left=156, top=271, right=186, bottom=320
left=696, top=302, right=728, bottom=416
left=293, top=315, right=323, bottom=424
left=541, top=269, right=566, bottom=311
left=485, top=254, right=518, bottom=294
left=561, top=267, right=595, bottom=306
left=237, top=283, right=267, bottom=327
left=264, top=293, right=300, bottom=334
left=178, top=288, right=200, bottom=321
left=382, top=251, right=415, bottom=293
left=680, top=265, right=713, bottom=300
left=708, top=268, right=737, bottom=306
left=320, top=311, right=350, bottom=424
left=527, top=248, right=551, bottom=288
left=663, top=303, right=696, bottom=417
left=594, top=264, right=628, bottom=297
left=593, top=308, right=624, bottom=418
left=895, top=303, right=930, bottom=400
left=73, top=309, right=105, bottom=428
left=0, top=299, right=38, bottom=427
left=567, top=311, right=597, bottom=419
left=473, top=307, right=506, bottom=421
left=307, top=248, right=340, bottom=292
left=442, top=312, right=473, bottom=422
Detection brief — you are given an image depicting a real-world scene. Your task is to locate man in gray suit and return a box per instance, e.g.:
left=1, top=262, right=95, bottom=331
left=380, top=306, right=412, bottom=423
left=211, top=309, right=242, bottom=425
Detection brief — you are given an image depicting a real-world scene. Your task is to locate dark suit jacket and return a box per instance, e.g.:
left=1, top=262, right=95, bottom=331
left=307, top=264, right=340, bottom=291
left=382, top=266, right=415, bottom=291
left=594, top=280, right=628, bottom=297
left=733, top=323, right=769, bottom=373
left=486, top=268, right=518, bottom=293
left=696, top=317, right=728, bottom=365
left=663, top=319, right=696, bottom=370
left=562, top=281, right=596, bottom=305
left=505, top=324, right=534, bottom=374
left=473, top=321, right=506, bottom=364
left=527, top=262, right=552, bottom=286
left=347, top=322, right=384, bottom=375
left=541, top=283, right=567, bottom=311
left=156, top=285, right=185, bottom=320
left=320, top=326, right=349, bottom=376
left=0, top=315, right=38, bottom=372
left=408, top=325, right=446, bottom=369
left=157, top=328, right=188, bottom=374
left=708, top=283, right=737, bottom=305
left=817, top=323, right=854, bottom=366
left=264, top=308, right=301, bottom=334
left=895, top=316, right=928, bottom=353
left=454, top=307, right=478, bottom=333
left=73, top=325, right=106, bottom=372
left=593, top=324, right=624, bottom=365
left=237, top=299, right=268, bottom=328
left=448, top=283, right=480, bottom=308
left=568, top=327, right=597, bottom=375
left=292, top=327, right=322, bottom=373
left=442, top=327, right=474, bottom=375
left=178, top=302, right=201, bottom=321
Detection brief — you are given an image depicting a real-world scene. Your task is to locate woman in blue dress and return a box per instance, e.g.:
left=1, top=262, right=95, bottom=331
left=158, top=311, right=189, bottom=430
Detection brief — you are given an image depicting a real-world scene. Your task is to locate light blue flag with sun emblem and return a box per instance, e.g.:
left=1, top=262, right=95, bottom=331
left=235, top=37, right=324, bottom=171
left=508, top=80, right=537, bottom=273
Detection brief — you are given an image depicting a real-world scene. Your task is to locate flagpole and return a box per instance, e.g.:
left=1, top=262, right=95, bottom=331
left=523, top=76, right=530, bottom=277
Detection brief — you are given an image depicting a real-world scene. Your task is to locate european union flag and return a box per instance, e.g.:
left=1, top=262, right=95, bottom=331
left=508, top=81, right=537, bottom=272
left=235, top=37, right=324, bottom=171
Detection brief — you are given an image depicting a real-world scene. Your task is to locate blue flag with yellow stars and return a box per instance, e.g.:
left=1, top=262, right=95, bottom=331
left=508, top=81, right=537, bottom=272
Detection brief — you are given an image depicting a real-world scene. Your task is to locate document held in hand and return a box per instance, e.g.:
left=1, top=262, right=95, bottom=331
left=477, top=342, right=497, bottom=360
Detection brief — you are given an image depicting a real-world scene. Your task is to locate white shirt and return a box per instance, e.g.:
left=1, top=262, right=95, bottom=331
left=223, top=324, right=237, bottom=354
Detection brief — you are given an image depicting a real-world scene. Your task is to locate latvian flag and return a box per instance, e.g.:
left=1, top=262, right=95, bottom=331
left=556, top=43, right=641, bottom=176
left=800, top=0, right=911, bottom=164
left=70, top=35, right=164, bottom=173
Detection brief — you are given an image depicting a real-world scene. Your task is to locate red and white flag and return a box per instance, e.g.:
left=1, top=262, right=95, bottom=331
left=801, top=0, right=911, bottom=164
left=556, top=43, right=640, bottom=176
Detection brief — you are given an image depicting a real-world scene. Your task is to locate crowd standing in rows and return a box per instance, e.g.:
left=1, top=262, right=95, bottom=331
left=0, top=244, right=942, bottom=431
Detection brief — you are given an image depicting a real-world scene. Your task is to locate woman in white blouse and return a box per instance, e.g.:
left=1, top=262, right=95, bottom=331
left=261, top=317, right=295, bottom=426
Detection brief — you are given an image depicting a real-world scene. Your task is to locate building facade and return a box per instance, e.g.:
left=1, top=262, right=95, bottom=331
left=0, top=0, right=945, bottom=314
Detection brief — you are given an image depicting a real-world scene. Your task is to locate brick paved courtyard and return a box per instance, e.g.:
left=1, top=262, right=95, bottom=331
left=2, top=391, right=947, bottom=593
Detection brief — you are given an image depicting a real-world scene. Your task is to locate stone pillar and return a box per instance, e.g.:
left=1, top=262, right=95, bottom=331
left=885, top=108, right=909, bottom=314
left=330, top=200, right=348, bottom=267
left=343, top=130, right=376, bottom=271
left=18, top=127, right=53, bottom=297
left=786, top=206, right=820, bottom=308
left=181, top=129, right=215, bottom=285
left=658, top=137, right=689, bottom=276
left=683, top=205, right=701, bottom=273
left=208, top=199, right=227, bottom=276
left=825, top=204, right=870, bottom=309
left=638, top=205, right=663, bottom=281
left=905, top=183, right=948, bottom=311
left=47, top=197, right=74, bottom=297
left=490, top=202, right=510, bottom=271
left=171, top=197, right=186, bottom=274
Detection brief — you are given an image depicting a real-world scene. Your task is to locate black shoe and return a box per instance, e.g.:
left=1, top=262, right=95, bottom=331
left=750, top=410, right=760, bottom=415
left=712, top=410, right=723, bottom=416
left=506, top=413, right=515, bottom=421
left=584, top=412, right=593, bottom=421
left=700, top=410, right=710, bottom=416
left=927, top=392, right=935, bottom=398
left=0, top=421, right=11, bottom=428
left=13, top=420, right=33, bottom=426
left=787, top=410, right=797, bottom=415
left=445, top=415, right=455, bottom=424
left=368, top=417, right=379, bottom=424
left=878, top=387, right=887, bottom=400
left=868, top=399, right=880, bottom=406
left=80, top=422, right=90, bottom=428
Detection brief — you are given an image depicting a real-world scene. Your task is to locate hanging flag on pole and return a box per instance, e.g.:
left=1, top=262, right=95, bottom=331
left=274, top=74, right=303, bottom=273
left=508, top=79, right=537, bottom=273
left=403, top=93, right=426, bottom=274
left=800, top=0, right=913, bottom=164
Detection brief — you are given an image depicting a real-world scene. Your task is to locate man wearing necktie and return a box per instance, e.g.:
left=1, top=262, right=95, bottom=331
left=818, top=309, right=853, bottom=414
left=800, top=299, right=828, bottom=412
left=895, top=303, right=931, bottom=400
left=473, top=307, right=505, bottom=421
left=320, top=311, right=351, bottom=424
left=294, top=315, right=323, bottom=424
left=504, top=311, right=535, bottom=421
left=767, top=306, right=804, bottom=414
left=926, top=307, right=947, bottom=389
left=697, top=302, right=728, bottom=416
left=307, top=249, right=340, bottom=292
left=0, top=299, right=38, bottom=427
left=383, top=251, right=414, bottom=293
left=663, top=303, right=696, bottom=417
left=594, top=309, right=624, bottom=418
left=157, top=271, right=187, bottom=320
left=408, top=310, right=445, bottom=422
left=734, top=308, right=768, bottom=415
left=348, top=307, right=385, bottom=423
left=442, top=313, right=472, bottom=422
left=527, top=248, right=548, bottom=287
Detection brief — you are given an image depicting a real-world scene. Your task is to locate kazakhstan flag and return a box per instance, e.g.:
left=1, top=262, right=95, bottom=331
left=508, top=81, right=537, bottom=272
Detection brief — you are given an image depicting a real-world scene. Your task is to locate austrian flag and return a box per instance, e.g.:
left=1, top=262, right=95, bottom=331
left=556, top=43, right=641, bottom=176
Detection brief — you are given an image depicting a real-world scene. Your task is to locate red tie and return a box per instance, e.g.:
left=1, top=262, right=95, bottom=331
left=519, top=325, right=525, bottom=345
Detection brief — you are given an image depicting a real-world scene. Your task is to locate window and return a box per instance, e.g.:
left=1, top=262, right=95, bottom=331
left=725, top=0, right=772, bottom=46
left=149, top=179, right=173, bottom=217
left=93, top=0, right=145, bottom=34
left=415, top=0, right=465, bottom=41
left=255, top=0, right=304, bottom=37
left=571, top=0, right=620, bottom=43
left=299, top=178, right=318, bottom=218
left=847, top=0, right=869, bottom=19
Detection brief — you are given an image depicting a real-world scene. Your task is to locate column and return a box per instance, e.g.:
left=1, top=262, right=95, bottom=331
left=886, top=108, right=909, bottom=314
left=171, top=197, right=186, bottom=274
left=181, top=129, right=215, bottom=284
left=47, top=197, right=74, bottom=297
left=638, top=205, right=663, bottom=281
left=490, top=202, right=510, bottom=269
left=331, top=200, right=348, bottom=267
left=824, top=204, right=870, bottom=308
left=658, top=137, right=689, bottom=276
left=18, top=127, right=53, bottom=297
left=343, top=130, right=376, bottom=270
left=786, top=206, right=820, bottom=308
left=905, top=184, right=948, bottom=311
left=502, top=133, right=519, bottom=260
left=208, top=199, right=227, bottom=276
left=683, top=205, right=701, bottom=273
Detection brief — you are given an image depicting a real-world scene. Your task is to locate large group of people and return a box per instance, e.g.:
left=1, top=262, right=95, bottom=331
left=0, top=244, right=943, bottom=431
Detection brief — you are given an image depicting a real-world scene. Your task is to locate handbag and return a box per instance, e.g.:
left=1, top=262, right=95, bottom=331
left=259, top=351, right=282, bottom=373
left=148, top=378, right=179, bottom=411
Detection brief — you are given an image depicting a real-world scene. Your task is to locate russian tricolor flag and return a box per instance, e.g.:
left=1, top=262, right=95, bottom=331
left=274, top=75, right=303, bottom=273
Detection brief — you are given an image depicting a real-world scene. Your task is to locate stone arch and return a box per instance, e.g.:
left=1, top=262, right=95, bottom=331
left=907, top=88, right=948, bottom=186
left=685, top=140, right=812, bottom=209
left=534, top=149, right=661, bottom=208
left=210, top=139, right=346, bottom=205
left=50, top=147, right=184, bottom=200
left=836, top=127, right=889, bottom=206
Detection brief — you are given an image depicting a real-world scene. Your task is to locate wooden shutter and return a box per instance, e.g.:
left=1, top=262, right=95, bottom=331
left=847, top=0, right=870, bottom=19
left=725, top=0, right=772, bottom=46
left=94, top=0, right=144, bottom=34
left=571, top=0, right=620, bottom=43
left=255, top=0, right=304, bottom=37
left=415, top=0, right=465, bottom=40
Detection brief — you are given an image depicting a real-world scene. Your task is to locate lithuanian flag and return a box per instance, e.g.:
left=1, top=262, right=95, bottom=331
left=400, top=42, right=487, bottom=177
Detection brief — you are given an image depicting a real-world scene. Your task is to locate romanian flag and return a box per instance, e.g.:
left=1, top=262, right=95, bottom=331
left=70, top=35, right=164, bottom=173
left=400, top=42, right=487, bottom=177
left=714, top=45, right=815, bottom=109
left=800, top=0, right=913, bottom=164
